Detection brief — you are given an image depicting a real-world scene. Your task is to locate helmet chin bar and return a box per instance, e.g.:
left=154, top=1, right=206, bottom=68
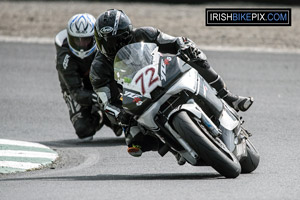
left=70, top=45, right=96, bottom=59
left=77, top=49, right=86, bottom=59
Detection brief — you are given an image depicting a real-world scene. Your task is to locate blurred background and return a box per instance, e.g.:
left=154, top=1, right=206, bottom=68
left=4, top=0, right=300, bottom=5
left=0, top=0, right=299, bottom=51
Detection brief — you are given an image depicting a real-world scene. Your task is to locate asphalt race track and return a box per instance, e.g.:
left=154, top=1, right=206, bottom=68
left=0, top=42, right=300, bottom=200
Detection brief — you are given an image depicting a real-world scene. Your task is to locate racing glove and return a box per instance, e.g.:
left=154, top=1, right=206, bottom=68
left=178, top=38, right=207, bottom=63
left=118, top=109, right=131, bottom=126
left=105, top=105, right=131, bottom=126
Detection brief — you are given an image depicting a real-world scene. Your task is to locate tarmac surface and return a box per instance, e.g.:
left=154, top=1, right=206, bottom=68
left=0, top=42, right=299, bottom=199
left=0, top=1, right=299, bottom=199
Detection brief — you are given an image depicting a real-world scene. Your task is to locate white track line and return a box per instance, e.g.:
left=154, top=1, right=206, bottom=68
left=0, top=139, right=58, bottom=174
left=0, top=161, right=42, bottom=170
left=0, top=35, right=53, bottom=44
left=0, top=35, right=300, bottom=54
left=0, top=139, right=50, bottom=149
left=0, top=150, right=58, bottom=159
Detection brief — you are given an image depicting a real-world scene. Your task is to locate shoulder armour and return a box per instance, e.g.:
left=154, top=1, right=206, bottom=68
left=156, top=31, right=178, bottom=44
left=55, top=29, right=67, bottom=47
left=133, top=27, right=159, bottom=42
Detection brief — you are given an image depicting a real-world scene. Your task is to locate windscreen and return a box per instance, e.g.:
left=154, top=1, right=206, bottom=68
left=114, top=42, right=158, bottom=83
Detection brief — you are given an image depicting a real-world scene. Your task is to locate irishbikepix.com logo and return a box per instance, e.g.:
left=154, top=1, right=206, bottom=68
left=206, top=8, right=291, bottom=26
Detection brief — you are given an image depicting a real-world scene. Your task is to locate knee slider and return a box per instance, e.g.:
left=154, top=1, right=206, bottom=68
left=74, top=119, right=95, bottom=139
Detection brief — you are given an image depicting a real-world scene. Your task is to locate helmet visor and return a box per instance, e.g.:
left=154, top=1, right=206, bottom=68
left=68, top=35, right=95, bottom=52
left=97, top=32, right=131, bottom=59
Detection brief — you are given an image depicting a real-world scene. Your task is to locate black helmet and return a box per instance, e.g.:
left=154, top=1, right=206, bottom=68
left=94, top=9, right=133, bottom=61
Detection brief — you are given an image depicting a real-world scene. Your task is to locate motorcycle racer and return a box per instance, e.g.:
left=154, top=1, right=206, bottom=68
left=90, top=9, right=253, bottom=156
left=55, top=13, right=122, bottom=141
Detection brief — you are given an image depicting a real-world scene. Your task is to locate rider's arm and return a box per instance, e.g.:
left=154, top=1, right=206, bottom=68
left=89, top=51, right=124, bottom=118
left=154, top=28, right=218, bottom=83
left=134, top=27, right=207, bottom=61
left=156, top=29, right=208, bottom=62
left=133, top=27, right=180, bottom=54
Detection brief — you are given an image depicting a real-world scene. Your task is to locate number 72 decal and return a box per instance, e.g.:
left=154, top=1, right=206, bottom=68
left=133, top=66, right=161, bottom=97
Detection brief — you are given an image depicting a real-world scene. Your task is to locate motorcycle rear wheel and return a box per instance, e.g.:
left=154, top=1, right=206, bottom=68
left=172, top=111, right=241, bottom=178
left=240, top=139, right=260, bottom=173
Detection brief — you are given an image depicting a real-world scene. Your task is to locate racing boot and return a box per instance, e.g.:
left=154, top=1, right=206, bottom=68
left=79, top=135, right=94, bottom=142
left=126, top=127, right=161, bottom=157
left=125, top=126, right=143, bottom=157
left=111, top=124, right=123, bottom=137
left=210, top=75, right=254, bottom=112
left=77, top=112, right=101, bottom=142
left=225, top=95, right=254, bottom=112
left=76, top=121, right=96, bottom=142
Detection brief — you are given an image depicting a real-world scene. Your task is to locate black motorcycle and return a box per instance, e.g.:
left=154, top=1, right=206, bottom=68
left=113, top=42, right=260, bottom=178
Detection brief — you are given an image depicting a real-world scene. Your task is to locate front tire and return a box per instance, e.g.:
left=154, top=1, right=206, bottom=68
left=172, top=111, right=241, bottom=178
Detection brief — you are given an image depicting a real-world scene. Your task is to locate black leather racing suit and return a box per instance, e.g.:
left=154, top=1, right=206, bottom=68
left=55, top=29, right=101, bottom=139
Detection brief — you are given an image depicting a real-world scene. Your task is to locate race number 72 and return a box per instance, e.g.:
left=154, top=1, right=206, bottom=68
left=135, top=67, right=159, bottom=95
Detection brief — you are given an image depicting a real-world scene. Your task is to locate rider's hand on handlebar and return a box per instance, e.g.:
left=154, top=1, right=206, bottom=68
left=179, top=44, right=202, bottom=62
left=118, top=109, right=131, bottom=126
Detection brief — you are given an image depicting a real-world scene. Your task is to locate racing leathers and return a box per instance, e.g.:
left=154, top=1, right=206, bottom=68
left=55, top=29, right=104, bottom=140
left=89, top=27, right=253, bottom=149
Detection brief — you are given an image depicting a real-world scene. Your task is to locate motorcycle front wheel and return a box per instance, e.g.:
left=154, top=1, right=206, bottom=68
left=172, top=111, right=241, bottom=178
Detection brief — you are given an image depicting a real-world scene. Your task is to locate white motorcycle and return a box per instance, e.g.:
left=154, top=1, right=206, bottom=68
left=114, top=42, right=259, bottom=178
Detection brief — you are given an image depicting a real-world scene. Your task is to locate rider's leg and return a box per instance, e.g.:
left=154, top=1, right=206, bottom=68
left=63, top=92, right=100, bottom=141
left=194, top=60, right=253, bottom=112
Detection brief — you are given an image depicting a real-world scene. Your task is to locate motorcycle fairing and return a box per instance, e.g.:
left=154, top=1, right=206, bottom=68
left=195, top=74, right=223, bottom=116
left=122, top=88, right=152, bottom=115
left=158, top=55, right=191, bottom=88
left=137, top=68, right=199, bottom=130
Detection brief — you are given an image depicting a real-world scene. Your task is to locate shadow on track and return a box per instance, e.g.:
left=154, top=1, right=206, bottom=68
left=1, top=172, right=222, bottom=181
left=37, top=137, right=126, bottom=148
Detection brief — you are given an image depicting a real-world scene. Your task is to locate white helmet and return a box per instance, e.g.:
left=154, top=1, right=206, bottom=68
left=67, top=13, right=96, bottom=59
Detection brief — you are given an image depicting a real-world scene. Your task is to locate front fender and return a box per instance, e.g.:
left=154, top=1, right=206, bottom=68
left=169, top=100, right=221, bottom=137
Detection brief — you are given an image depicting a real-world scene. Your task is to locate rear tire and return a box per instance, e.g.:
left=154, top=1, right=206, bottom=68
left=240, top=139, right=260, bottom=173
left=172, top=111, right=241, bottom=178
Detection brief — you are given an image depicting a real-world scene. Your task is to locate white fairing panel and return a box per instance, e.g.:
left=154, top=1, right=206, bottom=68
left=219, top=109, right=239, bottom=131
left=137, top=68, right=198, bottom=130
